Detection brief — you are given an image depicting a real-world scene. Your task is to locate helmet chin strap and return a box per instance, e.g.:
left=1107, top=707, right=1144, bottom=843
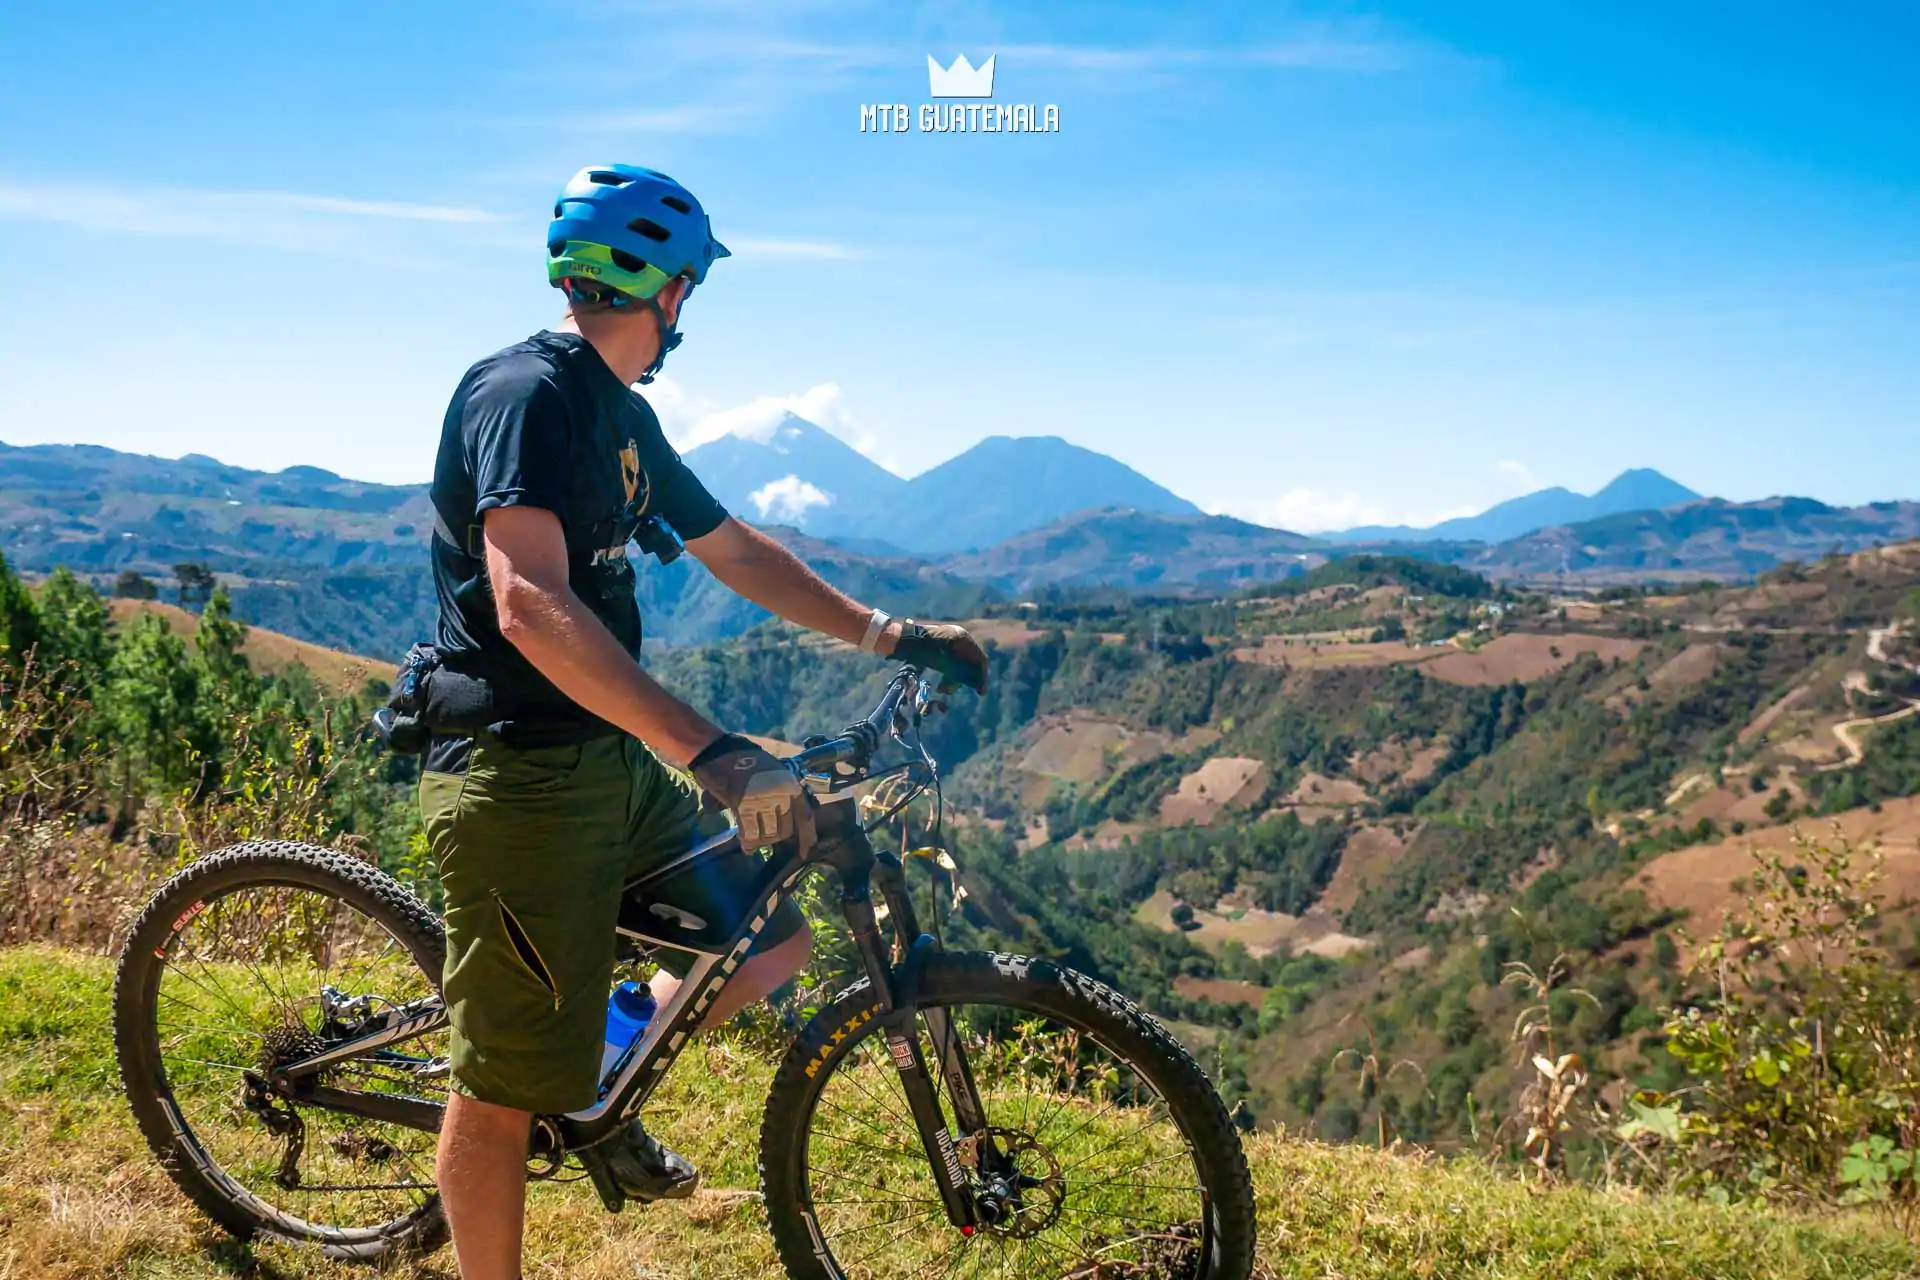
left=559, top=277, right=687, bottom=385
left=634, top=292, right=682, bottom=386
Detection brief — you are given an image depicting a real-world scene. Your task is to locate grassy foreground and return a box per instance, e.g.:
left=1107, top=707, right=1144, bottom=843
left=0, top=945, right=1913, bottom=1280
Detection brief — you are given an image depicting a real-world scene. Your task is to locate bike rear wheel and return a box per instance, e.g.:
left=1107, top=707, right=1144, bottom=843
left=113, top=842, right=450, bottom=1260
left=759, top=951, right=1257, bottom=1280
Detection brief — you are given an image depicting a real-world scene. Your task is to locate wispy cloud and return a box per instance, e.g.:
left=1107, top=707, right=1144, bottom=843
left=1001, top=32, right=1417, bottom=77
left=1496, top=458, right=1541, bottom=489
left=1212, top=488, right=1389, bottom=534
left=512, top=104, right=757, bottom=136
left=654, top=379, right=894, bottom=468
left=729, top=236, right=861, bottom=261
left=0, top=179, right=502, bottom=252
left=239, top=192, right=501, bottom=223
left=1212, top=489, right=1481, bottom=534
left=1243, top=37, right=1410, bottom=73
left=749, top=473, right=834, bottom=522
left=997, top=44, right=1204, bottom=73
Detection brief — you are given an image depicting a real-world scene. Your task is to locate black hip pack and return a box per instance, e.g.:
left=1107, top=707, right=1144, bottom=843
left=371, top=643, right=496, bottom=755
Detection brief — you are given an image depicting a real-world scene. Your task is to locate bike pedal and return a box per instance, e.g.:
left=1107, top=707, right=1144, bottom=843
left=578, top=1147, right=628, bottom=1214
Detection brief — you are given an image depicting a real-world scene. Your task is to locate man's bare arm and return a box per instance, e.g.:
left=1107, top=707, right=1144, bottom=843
left=483, top=505, right=721, bottom=766
left=685, top=516, right=900, bottom=650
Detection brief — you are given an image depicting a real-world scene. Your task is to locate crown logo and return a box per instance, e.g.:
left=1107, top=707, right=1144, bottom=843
left=927, top=53, right=995, bottom=98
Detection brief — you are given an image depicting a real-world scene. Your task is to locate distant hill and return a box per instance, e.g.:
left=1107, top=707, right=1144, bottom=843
left=873, top=436, right=1201, bottom=554
left=1463, top=496, right=1920, bottom=581
left=634, top=525, right=995, bottom=646
left=937, top=509, right=1323, bottom=593
left=11, top=439, right=1920, bottom=654
left=108, top=598, right=384, bottom=693
left=0, top=440, right=429, bottom=573
left=682, top=427, right=1201, bottom=555
left=1332, top=468, right=1702, bottom=544
left=680, top=415, right=905, bottom=530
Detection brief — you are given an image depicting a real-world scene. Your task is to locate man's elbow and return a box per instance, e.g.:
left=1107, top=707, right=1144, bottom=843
left=492, top=575, right=554, bottom=648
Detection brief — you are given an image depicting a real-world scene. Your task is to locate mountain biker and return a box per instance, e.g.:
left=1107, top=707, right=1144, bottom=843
left=417, top=163, right=989, bottom=1280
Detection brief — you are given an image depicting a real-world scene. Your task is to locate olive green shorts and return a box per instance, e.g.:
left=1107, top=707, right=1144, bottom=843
left=418, top=733, right=807, bottom=1114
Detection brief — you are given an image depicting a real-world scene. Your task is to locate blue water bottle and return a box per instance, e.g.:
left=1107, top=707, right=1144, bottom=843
left=601, top=981, right=657, bottom=1082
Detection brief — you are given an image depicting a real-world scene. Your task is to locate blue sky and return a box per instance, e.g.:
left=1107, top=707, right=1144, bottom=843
left=0, top=1, right=1914, bottom=531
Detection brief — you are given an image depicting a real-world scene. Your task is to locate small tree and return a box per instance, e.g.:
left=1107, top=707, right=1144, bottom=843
left=0, top=552, right=40, bottom=667
left=172, top=562, right=216, bottom=610
left=113, top=569, right=159, bottom=600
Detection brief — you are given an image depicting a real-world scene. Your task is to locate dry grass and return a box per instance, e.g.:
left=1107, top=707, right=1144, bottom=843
left=1017, top=715, right=1145, bottom=784
left=107, top=599, right=380, bottom=696
left=1135, top=891, right=1371, bottom=960
left=1231, top=637, right=1438, bottom=671
left=1316, top=823, right=1412, bottom=916
left=1158, top=757, right=1268, bottom=826
left=1632, top=800, right=1920, bottom=948
left=1424, top=633, right=1646, bottom=687
left=0, top=947, right=1914, bottom=1279
left=1606, top=643, right=1722, bottom=711
left=1280, top=772, right=1369, bottom=808
left=1172, top=975, right=1269, bottom=1008
left=1348, top=738, right=1446, bottom=787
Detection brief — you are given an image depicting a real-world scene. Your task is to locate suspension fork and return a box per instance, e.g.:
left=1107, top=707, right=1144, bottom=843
left=873, top=853, right=996, bottom=1148
left=840, top=863, right=978, bottom=1231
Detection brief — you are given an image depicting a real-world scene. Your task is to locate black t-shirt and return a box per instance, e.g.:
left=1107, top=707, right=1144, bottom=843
left=429, top=330, right=728, bottom=737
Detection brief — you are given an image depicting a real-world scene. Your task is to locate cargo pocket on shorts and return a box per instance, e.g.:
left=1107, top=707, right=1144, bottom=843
left=493, top=892, right=561, bottom=1010
left=482, top=742, right=587, bottom=795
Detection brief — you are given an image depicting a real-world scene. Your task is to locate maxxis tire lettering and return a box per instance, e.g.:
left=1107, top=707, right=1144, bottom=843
left=756, top=950, right=1258, bottom=1280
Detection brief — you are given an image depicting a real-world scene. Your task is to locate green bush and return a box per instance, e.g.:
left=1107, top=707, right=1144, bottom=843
left=1646, top=834, right=1920, bottom=1234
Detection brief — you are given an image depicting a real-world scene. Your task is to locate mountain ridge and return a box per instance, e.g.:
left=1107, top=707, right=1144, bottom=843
left=1331, top=467, right=1703, bottom=544
left=679, top=414, right=906, bottom=525
left=683, top=422, right=1201, bottom=554
left=1460, top=495, right=1920, bottom=581
left=5, top=438, right=1916, bottom=654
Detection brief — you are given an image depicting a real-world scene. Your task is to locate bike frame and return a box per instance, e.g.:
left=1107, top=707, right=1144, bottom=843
left=276, top=669, right=995, bottom=1226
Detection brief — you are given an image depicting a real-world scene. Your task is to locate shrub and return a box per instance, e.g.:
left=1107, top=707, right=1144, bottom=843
left=1645, top=832, right=1920, bottom=1234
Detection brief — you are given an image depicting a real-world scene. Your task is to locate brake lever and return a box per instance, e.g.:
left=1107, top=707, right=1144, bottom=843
left=910, top=673, right=948, bottom=721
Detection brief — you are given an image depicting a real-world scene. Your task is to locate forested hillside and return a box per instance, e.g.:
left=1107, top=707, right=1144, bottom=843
left=650, top=545, right=1920, bottom=1174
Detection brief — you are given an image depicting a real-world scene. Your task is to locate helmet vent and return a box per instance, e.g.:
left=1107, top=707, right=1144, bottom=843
left=627, top=218, right=671, bottom=243
left=609, top=248, right=648, bottom=274
left=659, top=195, right=692, bottom=214
left=588, top=170, right=631, bottom=186
left=553, top=204, right=563, bottom=218
left=547, top=241, right=565, bottom=258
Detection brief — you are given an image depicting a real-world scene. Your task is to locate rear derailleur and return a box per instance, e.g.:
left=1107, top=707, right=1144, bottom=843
left=239, top=1071, right=307, bottom=1190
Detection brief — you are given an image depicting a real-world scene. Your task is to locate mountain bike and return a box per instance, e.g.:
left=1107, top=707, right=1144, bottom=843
left=113, top=664, right=1257, bottom=1278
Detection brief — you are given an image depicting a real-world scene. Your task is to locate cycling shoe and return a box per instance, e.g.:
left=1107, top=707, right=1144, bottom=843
left=603, top=1118, right=699, bottom=1202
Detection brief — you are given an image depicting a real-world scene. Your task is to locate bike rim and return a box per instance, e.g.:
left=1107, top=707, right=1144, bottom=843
left=798, top=997, right=1216, bottom=1279
left=143, top=877, right=446, bottom=1241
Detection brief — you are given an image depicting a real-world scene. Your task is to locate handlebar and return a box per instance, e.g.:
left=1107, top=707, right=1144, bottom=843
left=786, top=665, right=934, bottom=776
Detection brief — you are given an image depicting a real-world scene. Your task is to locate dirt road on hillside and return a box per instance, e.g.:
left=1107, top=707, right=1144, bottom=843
left=1820, top=622, right=1920, bottom=771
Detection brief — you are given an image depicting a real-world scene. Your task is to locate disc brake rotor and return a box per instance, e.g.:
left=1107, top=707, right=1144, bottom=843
left=957, top=1126, right=1066, bottom=1239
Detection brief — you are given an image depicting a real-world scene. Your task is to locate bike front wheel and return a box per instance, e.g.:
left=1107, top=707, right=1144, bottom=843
left=759, top=951, right=1257, bottom=1280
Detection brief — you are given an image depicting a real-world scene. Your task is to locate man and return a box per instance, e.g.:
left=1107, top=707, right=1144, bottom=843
left=417, top=163, right=988, bottom=1280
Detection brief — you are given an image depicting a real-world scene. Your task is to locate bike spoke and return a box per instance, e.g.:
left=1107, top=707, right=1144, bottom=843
left=802, top=997, right=1209, bottom=1280
left=145, top=877, right=446, bottom=1240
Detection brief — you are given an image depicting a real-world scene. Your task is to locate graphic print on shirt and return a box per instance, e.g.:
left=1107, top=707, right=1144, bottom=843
left=620, top=440, right=648, bottom=512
